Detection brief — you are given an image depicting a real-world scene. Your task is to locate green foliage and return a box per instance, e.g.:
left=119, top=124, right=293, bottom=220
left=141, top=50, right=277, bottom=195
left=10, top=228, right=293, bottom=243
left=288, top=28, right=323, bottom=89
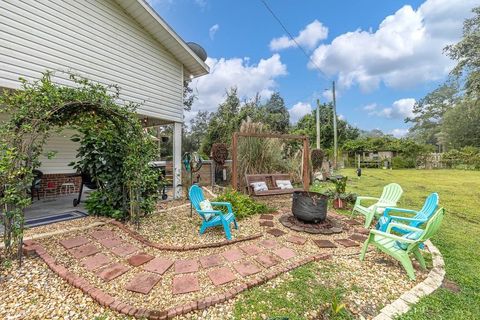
left=236, top=118, right=293, bottom=189
left=291, top=103, right=360, bottom=150
left=233, top=262, right=353, bottom=320
left=441, top=147, right=480, bottom=169
left=442, top=99, right=480, bottom=148
left=445, top=6, right=480, bottom=98
left=343, top=136, right=433, bottom=168
left=311, top=148, right=325, bottom=171
left=392, top=156, right=416, bottom=169
left=213, top=189, right=272, bottom=220
left=72, top=121, right=162, bottom=221
left=0, top=71, right=161, bottom=262
left=406, top=83, right=459, bottom=145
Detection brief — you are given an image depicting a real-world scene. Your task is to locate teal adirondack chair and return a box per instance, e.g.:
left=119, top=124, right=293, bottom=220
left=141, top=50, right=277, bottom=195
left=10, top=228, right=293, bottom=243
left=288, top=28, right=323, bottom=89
left=360, top=207, right=445, bottom=280
left=376, top=192, right=439, bottom=233
left=352, top=183, right=403, bottom=228
left=189, top=185, right=238, bottom=240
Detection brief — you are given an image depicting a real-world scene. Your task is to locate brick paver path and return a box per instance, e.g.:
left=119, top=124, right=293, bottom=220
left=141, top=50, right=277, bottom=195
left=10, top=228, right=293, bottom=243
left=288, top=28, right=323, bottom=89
left=69, top=244, right=101, bottom=259
left=222, top=248, right=245, bottom=262
left=175, top=259, right=199, bottom=274
left=143, top=257, right=174, bottom=275
left=125, top=273, right=161, bottom=294
left=50, top=216, right=365, bottom=318
left=128, top=253, right=154, bottom=267
left=60, top=236, right=90, bottom=249
left=82, top=253, right=111, bottom=271
left=111, top=244, right=138, bottom=257
left=199, top=254, right=224, bottom=268
left=207, top=267, right=237, bottom=286
left=172, top=275, right=200, bottom=294
left=233, top=261, right=262, bottom=277
left=96, top=263, right=130, bottom=281
left=335, top=239, right=360, bottom=247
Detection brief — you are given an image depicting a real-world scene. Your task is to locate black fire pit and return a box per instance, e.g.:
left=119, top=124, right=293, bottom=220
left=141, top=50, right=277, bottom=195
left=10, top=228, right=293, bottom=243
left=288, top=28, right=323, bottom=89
left=292, top=191, right=328, bottom=223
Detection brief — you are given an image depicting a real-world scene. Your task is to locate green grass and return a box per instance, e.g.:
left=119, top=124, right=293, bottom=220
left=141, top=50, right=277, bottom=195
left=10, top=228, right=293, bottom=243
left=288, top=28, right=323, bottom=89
left=233, top=262, right=353, bottom=320
left=340, top=169, right=480, bottom=320
left=233, top=169, right=480, bottom=319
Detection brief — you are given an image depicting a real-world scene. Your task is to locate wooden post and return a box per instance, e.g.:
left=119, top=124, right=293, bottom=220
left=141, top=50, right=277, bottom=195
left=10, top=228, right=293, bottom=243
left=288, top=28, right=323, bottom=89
left=231, top=132, right=238, bottom=190
left=172, top=122, right=182, bottom=199
left=302, top=137, right=310, bottom=190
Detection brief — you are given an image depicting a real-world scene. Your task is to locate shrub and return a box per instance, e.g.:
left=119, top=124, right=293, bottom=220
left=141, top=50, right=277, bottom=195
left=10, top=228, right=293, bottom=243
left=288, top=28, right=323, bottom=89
left=311, top=149, right=325, bottom=171
left=213, top=189, right=273, bottom=220
left=392, top=156, right=416, bottom=168
left=442, top=147, right=480, bottom=169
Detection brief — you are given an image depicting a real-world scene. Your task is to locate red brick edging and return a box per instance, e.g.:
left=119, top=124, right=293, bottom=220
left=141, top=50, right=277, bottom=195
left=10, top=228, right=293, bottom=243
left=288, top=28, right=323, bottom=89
left=108, top=220, right=263, bottom=251
left=23, top=240, right=331, bottom=320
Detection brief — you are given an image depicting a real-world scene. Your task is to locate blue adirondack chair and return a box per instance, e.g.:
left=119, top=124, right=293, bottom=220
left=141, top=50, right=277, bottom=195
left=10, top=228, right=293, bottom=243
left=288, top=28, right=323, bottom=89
left=376, top=192, right=439, bottom=234
left=189, top=185, right=238, bottom=240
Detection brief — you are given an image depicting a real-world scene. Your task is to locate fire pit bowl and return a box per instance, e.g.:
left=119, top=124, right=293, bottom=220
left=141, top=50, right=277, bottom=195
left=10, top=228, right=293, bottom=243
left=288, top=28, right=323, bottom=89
left=292, top=191, right=328, bottom=223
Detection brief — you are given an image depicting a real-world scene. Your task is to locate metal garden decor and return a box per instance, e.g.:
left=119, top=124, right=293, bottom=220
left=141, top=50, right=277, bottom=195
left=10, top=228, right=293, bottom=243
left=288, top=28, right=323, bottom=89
left=183, top=151, right=203, bottom=216
left=0, top=72, right=160, bottom=265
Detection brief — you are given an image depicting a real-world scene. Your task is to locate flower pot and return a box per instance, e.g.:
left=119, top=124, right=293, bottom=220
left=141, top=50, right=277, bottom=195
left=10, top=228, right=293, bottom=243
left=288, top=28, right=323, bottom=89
left=333, top=198, right=345, bottom=209
left=292, top=191, right=328, bottom=223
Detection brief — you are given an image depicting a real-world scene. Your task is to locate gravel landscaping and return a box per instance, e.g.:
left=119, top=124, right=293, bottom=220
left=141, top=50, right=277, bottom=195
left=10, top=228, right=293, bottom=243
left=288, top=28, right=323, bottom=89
left=0, top=196, right=431, bottom=319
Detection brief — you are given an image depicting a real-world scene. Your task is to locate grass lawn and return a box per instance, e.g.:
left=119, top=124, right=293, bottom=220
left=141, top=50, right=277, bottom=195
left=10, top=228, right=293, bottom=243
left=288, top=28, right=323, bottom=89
left=233, top=169, right=480, bottom=319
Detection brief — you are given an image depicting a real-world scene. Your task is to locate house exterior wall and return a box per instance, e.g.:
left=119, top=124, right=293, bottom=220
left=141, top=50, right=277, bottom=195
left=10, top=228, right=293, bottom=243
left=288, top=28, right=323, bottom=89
left=39, top=129, right=79, bottom=174
left=0, top=0, right=184, bottom=122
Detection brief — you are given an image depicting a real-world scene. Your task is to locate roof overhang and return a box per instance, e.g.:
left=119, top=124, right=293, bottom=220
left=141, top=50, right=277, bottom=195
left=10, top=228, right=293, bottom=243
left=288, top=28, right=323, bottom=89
left=114, top=0, right=209, bottom=79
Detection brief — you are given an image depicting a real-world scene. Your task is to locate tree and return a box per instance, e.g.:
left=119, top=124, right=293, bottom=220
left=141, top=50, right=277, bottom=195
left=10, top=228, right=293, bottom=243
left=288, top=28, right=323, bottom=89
left=261, top=92, right=290, bottom=133
left=291, top=103, right=359, bottom=149
left=201, top=87, right=241, bottom=155
left=445, top=6, right=480, bottom=98
left=442, top=99, right=480, bottom=148
left=183, top=110, right=211, bottom=153
left=183, top=80, right=195, bottom=112
left=406, top=83, right=458, bottom=145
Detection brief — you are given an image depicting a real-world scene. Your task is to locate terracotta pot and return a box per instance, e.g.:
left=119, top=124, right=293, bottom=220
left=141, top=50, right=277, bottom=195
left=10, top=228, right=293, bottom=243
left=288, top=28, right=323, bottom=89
left=333, top=198, right=345, bottom=209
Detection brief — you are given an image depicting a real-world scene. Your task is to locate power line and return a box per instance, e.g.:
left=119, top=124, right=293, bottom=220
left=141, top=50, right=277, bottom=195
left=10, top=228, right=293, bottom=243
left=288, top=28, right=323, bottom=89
left=260, top=0, right=329, bottom=80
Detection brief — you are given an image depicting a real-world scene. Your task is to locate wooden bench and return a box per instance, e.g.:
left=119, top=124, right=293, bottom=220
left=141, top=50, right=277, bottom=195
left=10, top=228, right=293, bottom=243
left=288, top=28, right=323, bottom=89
left=245, top=174, right=304, bottom=196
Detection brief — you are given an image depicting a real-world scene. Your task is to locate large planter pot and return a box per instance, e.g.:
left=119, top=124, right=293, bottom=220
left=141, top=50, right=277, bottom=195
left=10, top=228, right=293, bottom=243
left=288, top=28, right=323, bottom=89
left=292, top=191, right=328, bottom=223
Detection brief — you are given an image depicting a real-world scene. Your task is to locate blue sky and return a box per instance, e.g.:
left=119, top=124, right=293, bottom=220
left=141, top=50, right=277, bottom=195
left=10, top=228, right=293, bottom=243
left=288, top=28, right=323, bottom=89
left=149, top=0, right=479, bottom=136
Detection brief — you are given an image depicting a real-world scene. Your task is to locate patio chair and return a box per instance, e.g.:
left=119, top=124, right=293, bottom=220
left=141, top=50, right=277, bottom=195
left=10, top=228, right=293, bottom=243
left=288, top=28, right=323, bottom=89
left=189, top=184, right=238, bottom=240
left=376, top=192, right=439, bottom=233
left=360, top=207, right=445, bottom=280
left=352, top=183, right=403, bottom=228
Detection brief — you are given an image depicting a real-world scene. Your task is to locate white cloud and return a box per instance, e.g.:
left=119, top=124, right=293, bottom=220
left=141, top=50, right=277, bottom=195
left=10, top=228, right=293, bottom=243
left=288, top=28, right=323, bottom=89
left=391, top=128, right=409, bottom=138
left=322, top=88, right=341, bottom=102
left=188, top=54, right=287, bottom=120
left=289, top=102, right=312, bottom=123
left=365, top=98, right=415, bottom=119
left=337, top=114, right=345, bottom=121
left=363, top=103, right=377, bottom=111
left=209, top=24, right=219, bottom=40
left=270, top=20, right=328, bottom=51
left=308, top=0, right=479, bottom=91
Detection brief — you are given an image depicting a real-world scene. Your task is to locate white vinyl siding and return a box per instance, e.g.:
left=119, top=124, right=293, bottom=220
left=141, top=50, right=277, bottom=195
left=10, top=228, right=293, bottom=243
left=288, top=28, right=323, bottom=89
left=39, top=129, right=79, bottom=174
left=0, top=0, right=184, bottom=122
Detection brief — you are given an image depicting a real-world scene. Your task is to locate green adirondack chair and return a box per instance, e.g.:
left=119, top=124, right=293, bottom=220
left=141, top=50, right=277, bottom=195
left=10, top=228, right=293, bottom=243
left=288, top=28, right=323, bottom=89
left=360, top=207, right=445, bottom=280
left=352, top=183, right=403, bottom=228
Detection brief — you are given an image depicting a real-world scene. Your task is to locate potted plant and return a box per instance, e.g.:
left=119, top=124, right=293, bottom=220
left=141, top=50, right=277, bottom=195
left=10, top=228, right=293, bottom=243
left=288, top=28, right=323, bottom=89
left=331, top=176, right=348, bottom=209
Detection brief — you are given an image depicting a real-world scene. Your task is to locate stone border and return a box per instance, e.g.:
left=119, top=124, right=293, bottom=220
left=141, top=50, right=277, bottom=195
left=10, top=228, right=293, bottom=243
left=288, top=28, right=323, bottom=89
left=24, top=241, right=331, bottom=320
left=373, top=240, right=445, bottom=320
left=109, top=220, right=263, bottom=251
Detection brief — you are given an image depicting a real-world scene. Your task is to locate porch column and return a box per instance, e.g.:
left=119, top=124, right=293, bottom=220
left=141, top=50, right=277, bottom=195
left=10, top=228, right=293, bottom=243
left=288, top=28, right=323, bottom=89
left=172, top=122, right=182, bottom=199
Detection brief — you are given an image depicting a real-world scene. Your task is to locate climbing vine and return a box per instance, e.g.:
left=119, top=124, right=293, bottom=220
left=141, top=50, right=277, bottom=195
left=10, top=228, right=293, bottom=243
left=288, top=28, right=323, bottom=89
left=0, top=72, right=161, bottom=265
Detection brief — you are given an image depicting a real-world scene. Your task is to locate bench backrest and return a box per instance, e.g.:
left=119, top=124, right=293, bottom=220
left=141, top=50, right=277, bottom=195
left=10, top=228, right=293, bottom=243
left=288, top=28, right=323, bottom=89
left=245, top=173, right=293, bottom=192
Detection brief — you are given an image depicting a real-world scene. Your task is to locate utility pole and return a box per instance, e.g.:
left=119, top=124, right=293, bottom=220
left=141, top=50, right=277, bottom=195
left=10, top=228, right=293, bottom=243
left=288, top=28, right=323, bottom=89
left=316, top=99, right=320, bottom=149
left=332, top=81, right=338, bottom=169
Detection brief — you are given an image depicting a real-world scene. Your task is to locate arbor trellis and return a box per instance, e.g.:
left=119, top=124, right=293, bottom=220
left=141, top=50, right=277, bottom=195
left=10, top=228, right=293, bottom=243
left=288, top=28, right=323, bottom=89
left=0, top=72, right=160, bottom=265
